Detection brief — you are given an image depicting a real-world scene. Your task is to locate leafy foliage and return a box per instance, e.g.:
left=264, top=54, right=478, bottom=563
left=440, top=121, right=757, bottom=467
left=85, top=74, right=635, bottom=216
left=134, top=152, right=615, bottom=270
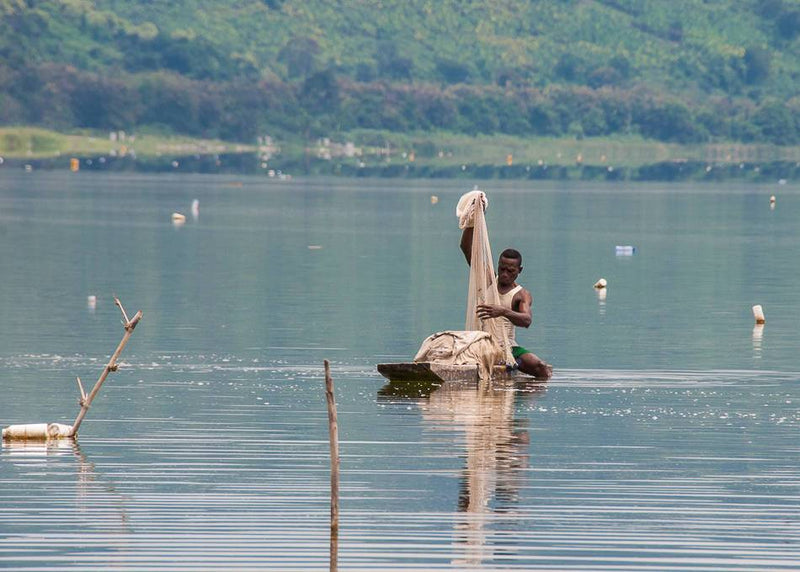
left=2, top=0, right=800, bottom=144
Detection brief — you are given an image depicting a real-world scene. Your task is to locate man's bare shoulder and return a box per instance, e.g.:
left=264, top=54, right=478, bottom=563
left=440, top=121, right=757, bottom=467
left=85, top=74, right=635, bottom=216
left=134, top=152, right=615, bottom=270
left=513, top=284, right=532, bottom=303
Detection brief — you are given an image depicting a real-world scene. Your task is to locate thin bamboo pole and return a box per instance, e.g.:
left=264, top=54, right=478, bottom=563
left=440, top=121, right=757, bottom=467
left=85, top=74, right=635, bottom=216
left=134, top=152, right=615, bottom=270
left=69, top=297, right=142, bottom=437
left=324, top=359, right=340, bottom=532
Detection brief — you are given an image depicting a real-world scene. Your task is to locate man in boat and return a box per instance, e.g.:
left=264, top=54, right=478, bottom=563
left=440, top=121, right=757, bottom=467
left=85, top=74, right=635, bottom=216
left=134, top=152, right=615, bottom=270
left=461, top=227, right=552, bottom=379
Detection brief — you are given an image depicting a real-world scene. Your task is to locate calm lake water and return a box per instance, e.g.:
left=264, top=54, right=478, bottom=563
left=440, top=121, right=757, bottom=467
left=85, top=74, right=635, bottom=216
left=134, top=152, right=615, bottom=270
left=1, top=172, right=799, bottom=571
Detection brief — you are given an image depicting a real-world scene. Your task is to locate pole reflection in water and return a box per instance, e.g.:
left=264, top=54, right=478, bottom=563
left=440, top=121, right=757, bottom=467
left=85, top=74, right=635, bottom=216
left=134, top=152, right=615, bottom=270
left=378, top=376, right=545, bottom=567
left=329, top=525, right=338, bottom=572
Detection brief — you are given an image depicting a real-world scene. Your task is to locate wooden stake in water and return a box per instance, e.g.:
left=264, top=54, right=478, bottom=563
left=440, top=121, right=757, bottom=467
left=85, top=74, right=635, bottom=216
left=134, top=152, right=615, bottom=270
left=2, top=296, right=142, bottom=441
left=70, top=297, right=142, bottom=436
left=324, top=360, right=340, bottom=531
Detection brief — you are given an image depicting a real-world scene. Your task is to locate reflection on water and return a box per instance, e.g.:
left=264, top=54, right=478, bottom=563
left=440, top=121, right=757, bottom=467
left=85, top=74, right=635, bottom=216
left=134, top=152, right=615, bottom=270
left=1, top=439, right=131, bottom=536
left=372, top=368, right=800, bottom=570
left=380, top=377, right=545, bottom=568
left=0, top=360, right=799, bottom=570
left=596, top=286, right=607, bottom=316
left=329, top=526, right=338, bottom=572
left=753, top=324, right=765, bottom=359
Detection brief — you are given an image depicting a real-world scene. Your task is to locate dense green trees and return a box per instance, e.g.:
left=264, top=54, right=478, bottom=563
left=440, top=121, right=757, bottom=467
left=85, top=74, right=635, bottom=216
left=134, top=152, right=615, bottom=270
left=3, top=0, right=800, bottom=146
left=4, top=61, right=800, bottom=146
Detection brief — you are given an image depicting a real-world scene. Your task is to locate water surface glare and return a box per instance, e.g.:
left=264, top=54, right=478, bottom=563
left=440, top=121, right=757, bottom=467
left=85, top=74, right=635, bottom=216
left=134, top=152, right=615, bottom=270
left=1, top=174, right=799, bottom=570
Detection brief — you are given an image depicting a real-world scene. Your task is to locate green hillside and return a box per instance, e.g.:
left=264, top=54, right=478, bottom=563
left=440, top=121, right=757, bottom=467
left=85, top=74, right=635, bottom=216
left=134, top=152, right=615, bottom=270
left=2, top=0, right=800, bottom=152
left=7, top=0, right=800, bottom=92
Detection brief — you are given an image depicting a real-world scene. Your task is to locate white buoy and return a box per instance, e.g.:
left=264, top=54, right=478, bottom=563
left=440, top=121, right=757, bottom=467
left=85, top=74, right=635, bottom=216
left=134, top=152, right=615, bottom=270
left=430, top=195, right=439, bottom=204
left=87, top=295, right=97, bottom=310
left=752, top=304, right=766, bottom=324
left=191, top=199, right=200, bottom=218
left=2, top=423, right=74, bottom=440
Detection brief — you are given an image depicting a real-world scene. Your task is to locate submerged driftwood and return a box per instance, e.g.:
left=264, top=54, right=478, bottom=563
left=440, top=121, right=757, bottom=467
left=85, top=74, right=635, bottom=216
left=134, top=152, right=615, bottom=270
left=2, top=297, right=142, bottom=441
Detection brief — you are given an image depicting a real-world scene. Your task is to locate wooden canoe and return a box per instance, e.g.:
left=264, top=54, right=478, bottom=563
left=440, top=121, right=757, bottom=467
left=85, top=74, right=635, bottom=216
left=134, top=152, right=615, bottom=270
left=377, top=362, right=548, bottom=401
left=377, top=362, right=518, bottom=383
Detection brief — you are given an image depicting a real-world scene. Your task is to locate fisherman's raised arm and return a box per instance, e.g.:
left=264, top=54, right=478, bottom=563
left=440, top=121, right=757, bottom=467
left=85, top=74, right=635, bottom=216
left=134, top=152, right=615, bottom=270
left=457, top=190, right=487, bottom=266
left=460, top=227, right=473, bottom=265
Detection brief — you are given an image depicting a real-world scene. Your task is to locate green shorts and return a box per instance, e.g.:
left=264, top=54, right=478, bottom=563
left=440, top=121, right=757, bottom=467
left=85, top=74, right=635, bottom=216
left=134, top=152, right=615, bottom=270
left=512, top=346, right=530, bottom=361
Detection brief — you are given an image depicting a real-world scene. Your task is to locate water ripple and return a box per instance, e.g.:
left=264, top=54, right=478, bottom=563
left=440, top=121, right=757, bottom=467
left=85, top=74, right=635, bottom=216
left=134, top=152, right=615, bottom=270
left=2, top=363, right=799, bottom=570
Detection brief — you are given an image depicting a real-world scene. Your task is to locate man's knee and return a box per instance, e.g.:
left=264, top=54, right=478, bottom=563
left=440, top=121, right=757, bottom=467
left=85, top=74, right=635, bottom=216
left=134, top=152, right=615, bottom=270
left=518, top=353, right=552, bottom=380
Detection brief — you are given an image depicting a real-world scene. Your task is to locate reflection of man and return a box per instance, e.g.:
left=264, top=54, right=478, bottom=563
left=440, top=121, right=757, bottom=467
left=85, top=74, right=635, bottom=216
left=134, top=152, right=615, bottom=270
left=377, top=374, right=545, bottom=568
left=417, top=378, right=544, bottom=567
left=461, top=227, right=552, bottom=379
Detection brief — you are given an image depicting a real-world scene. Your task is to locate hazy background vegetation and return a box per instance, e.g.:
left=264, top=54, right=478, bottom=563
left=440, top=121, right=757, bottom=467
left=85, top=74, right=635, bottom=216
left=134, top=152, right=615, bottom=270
left=3, top=0, right=800, bottom=168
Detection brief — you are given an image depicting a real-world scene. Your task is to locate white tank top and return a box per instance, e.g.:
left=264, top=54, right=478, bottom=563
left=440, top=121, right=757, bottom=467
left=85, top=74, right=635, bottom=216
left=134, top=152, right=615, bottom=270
left=497, top=284, right=522, bottom=347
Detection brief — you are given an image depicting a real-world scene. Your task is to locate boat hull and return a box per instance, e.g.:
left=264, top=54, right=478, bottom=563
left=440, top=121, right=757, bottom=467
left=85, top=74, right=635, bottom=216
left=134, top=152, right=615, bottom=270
left=377, top=362, right=518, bottom=383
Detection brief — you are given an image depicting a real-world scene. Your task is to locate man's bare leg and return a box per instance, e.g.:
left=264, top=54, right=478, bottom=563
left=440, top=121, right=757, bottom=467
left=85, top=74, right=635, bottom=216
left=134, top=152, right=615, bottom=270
left=517, top=352, right=553, bottom=380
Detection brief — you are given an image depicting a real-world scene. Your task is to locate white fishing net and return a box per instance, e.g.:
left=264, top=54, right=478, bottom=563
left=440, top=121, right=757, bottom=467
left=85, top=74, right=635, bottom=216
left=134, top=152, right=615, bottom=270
left=413, top=330, right=500, bottom=382
left=457, top=189, right=515, bottom=367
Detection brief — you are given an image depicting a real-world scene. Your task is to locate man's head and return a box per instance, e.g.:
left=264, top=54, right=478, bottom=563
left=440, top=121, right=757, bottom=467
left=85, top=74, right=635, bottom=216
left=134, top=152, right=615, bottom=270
left=497, top=248, right=522, bottom=287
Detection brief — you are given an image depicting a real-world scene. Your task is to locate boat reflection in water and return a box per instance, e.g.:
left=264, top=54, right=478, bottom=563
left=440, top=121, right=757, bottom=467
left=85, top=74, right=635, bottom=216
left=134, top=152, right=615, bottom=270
left=378, top=375, right=546, bottom=567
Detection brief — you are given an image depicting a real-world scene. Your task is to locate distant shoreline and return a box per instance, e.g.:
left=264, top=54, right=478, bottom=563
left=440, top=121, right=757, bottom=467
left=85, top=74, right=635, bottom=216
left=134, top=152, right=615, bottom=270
left=2, top=127, right=798, bottom=183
